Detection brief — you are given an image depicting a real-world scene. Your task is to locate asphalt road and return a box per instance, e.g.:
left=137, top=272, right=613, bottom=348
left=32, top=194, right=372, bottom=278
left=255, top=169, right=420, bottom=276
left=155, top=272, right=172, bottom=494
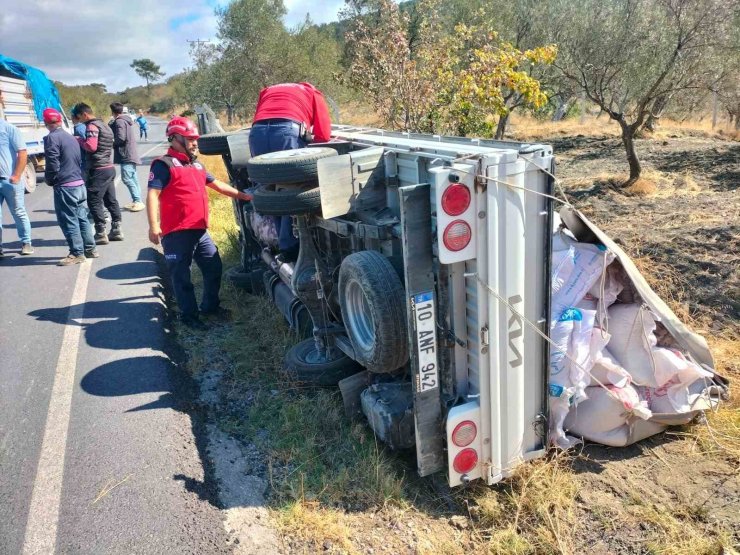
left=0, top=118, right=230, bottom=554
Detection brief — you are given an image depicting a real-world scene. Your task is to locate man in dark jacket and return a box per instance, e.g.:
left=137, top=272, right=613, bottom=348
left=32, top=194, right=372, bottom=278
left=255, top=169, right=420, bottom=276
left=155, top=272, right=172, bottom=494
left=71, top=102, right=123, bottom=244
left=42, top=108, right=98, bottom=265
left=110, top=103, right=144, bottom=212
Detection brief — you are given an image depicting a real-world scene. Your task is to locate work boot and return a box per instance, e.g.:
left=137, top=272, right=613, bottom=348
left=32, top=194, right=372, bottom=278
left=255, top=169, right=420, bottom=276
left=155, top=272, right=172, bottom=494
left=108, top=221, right=124, bottom=241
left=58, top=254, right=86, bottom=266
left=21, top=243, right=34, bottom=255
left=181, top=314, right=208, bottom=331
left=200, top=306, right=231, bottom=321
left=94, top=225, right=109, bottom=245
left=85, top=248, right=100, bottom=258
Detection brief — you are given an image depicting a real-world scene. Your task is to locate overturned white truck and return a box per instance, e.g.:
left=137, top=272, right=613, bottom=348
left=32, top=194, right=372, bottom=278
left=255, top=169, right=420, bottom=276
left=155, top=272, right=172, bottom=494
left=198, top=125, right=726, bottom=487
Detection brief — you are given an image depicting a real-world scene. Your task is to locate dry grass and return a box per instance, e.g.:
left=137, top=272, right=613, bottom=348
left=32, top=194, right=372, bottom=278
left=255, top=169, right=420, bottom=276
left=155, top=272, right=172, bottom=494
left=275, top=502, right=356, bottom=554
left=469, top=454, right=579, bottom=555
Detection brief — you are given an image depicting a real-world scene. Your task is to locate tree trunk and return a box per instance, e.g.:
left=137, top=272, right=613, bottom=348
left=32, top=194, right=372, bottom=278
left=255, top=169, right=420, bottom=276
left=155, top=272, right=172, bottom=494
left=552, top=95, right=574, bottom=121
left=620, top=123, right=642, bottom=184
left=645, top=93, right=671, bottom=132
left=226, top=104, right=234, bottom=126
left=495, top=112, right=510, bottom=139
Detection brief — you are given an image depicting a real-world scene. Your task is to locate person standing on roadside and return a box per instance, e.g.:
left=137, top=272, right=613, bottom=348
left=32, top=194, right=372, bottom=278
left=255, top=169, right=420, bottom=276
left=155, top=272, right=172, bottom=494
left=71, top=113, right=87, bottom=173
left=249, top=82, right=331, bottom=261
left=71, top=102, right=124, bottom=244
left=136, top=110, right=148, bottom=140
left=147, top=116, right=252, bottom=330
left=42, top=108, right=98, bottom=266
left=0, top=118, right=33, bottom=257
left=110, top=102, right=144, bottom=212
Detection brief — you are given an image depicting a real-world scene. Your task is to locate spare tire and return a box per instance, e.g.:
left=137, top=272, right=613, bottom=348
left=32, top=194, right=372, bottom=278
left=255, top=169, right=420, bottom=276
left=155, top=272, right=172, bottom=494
left=23, top=165, right=37, bottom=194
left=198, top=130, right=247, bottom=156
left=339, top=251, right=409, bottom=373
left=284, top=338, right=362, bottom=387
left=251, top=183, right=321, bottom=216
left=224, top=266, right=266, bottom=295
left=247, top=147, right=337, bottom=184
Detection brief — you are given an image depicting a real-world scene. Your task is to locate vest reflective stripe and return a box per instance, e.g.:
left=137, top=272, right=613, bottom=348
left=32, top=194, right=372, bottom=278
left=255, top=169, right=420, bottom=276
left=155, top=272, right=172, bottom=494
left=157, top=157, right=209, bottom=236
left=86, top=119, right=114, bottom=168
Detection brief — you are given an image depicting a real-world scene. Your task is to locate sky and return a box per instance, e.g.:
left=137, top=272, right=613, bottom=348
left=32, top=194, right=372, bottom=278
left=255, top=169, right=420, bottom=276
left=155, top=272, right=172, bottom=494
left=0, top=0, right=345, bottom=92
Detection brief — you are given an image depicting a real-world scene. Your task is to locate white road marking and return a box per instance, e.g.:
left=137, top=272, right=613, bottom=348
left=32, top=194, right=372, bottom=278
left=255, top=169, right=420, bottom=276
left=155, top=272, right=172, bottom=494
left=140, top=140, right=167, bottom=159
left=22, top=261, right=93, bottom=555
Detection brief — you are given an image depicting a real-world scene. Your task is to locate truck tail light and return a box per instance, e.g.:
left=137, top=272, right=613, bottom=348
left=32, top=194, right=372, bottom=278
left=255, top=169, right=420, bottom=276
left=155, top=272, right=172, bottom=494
left=441, top=184, right=471, bottom=216
left=451, top=421, right=477, bottom=447
left=453, top=448, right=478, bottom=474
left=442, top=220, right=472, bottom=251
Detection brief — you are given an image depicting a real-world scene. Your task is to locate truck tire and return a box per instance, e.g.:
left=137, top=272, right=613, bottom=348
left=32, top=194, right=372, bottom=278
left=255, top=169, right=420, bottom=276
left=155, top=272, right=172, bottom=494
left=247, top=147, right=337, bottom=184
left=23, top=165, right=37, bottom=194
left=224, top=266, right=265, bottom=295
left=339, top=251, right=409, bottom=373
left=251, top=184, right=321, bottom=215
left=197, top=131, right=247, bottom=156
left=284, top=338, right=362, bottom=387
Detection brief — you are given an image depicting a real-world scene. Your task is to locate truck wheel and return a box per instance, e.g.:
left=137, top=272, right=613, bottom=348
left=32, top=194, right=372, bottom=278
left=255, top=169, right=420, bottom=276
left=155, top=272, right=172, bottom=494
left=284, top=338, right=362, bottom=387
left=251, top=184, right=321, bottom=215
left=224, top=266, right=265, bottom=295
left=23, top=165, right=37, bottom=194
left=197, top=131, right=247, bottom=156
left=339, top=251, right=409, bottom=373
left=247, top=147, right=337, bottom=184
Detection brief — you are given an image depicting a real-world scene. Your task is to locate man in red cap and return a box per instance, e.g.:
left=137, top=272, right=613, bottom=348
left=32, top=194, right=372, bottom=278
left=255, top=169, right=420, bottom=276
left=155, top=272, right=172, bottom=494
left=147, top=116, right=252, bottom=330
left=43, top=108, right=98, bottom=265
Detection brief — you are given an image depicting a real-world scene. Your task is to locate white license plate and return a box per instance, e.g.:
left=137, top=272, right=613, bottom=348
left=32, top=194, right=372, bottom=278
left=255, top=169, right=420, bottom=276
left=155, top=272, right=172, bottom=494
left=413, top=291, right=438, bottom=392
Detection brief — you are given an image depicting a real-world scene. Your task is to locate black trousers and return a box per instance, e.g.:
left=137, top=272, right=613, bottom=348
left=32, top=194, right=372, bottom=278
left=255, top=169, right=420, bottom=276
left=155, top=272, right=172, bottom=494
left=86, top=166, right=121, bottom=229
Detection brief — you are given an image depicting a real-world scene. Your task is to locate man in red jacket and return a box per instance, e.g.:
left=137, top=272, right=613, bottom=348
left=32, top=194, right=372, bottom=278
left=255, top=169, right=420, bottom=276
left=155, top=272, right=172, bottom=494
left=249, top=82, right=332, bottom=260
left=147, top=116, right=252, bottom=330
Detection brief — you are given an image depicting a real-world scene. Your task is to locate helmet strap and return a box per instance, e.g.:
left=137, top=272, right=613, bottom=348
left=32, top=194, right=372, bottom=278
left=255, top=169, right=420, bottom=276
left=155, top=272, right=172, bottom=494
left=173, top=134, right=197, bottom=162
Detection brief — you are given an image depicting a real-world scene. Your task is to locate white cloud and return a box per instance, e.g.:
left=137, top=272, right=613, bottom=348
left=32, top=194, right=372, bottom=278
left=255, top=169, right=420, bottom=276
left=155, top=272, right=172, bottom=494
left=0, top=0, right=343, bottom=91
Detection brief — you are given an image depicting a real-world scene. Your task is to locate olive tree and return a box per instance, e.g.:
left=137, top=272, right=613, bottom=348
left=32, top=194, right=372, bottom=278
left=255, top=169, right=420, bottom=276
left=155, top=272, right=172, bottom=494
left=553, top=0, right=739, bottom=184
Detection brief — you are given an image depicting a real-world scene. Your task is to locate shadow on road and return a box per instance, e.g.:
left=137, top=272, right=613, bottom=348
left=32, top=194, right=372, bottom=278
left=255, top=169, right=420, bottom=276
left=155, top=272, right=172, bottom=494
left=27, top=246, right=223, bottom=509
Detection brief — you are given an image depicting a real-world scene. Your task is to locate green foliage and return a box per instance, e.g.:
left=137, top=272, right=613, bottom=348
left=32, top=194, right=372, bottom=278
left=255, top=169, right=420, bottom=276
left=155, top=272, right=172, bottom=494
left=130, top=58, right=165, bottom=89
left=55, top=82, right=113, bottom=118
left=341, top=0, right=556, bottom=136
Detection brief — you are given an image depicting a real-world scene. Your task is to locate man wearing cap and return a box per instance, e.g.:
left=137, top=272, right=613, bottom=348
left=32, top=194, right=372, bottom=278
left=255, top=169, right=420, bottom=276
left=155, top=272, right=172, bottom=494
left=71, top=102, right=124, bottom=244
left=42, top=108, right=98, bottom=265
left=147, top=116, right=252, bottom=330
left=0, top=118, right=33, bottom=257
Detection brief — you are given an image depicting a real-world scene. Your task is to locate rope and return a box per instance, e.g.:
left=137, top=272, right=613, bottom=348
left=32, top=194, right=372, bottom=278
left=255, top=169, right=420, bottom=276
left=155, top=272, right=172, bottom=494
left=464, top=271, right=628, bottom=408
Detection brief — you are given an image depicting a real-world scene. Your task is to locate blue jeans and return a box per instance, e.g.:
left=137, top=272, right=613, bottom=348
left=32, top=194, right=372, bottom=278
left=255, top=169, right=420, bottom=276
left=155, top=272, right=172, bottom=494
left=54, top=185, right=95, bottom=256
left=161, top=229, right=223, bottom=317
left=120, top=163, right=141, bottom=203
left=248, top=121, right=306, bottom=252
left=0, top=177, right=32, bottom=247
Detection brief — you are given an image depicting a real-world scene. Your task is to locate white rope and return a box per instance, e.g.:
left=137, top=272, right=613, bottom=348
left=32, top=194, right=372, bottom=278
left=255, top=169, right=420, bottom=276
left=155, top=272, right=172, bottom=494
left=518, top=154, right=571, bottom=204
left=465, top=271, right=628, bottom=407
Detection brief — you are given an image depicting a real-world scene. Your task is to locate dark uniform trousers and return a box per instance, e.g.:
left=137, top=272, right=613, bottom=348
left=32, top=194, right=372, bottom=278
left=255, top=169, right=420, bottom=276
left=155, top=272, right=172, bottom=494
left=161, top=228, right=222, bottom=317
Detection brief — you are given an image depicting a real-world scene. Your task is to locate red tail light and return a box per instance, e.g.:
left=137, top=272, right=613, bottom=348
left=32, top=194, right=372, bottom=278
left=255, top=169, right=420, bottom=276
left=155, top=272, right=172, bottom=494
left=451, top=421, right=477, bottom=447
left=453, top=448, right=478, bottom=474
left=442, top=220, right=472, bottom=251
left=441, top=184, right=471, bottom=216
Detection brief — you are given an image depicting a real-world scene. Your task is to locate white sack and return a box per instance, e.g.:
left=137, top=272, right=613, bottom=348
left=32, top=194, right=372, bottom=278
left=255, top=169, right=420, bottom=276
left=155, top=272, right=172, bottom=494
left=548, top=385, right=581, bottom=449
left=568, top=308, right=597, bottom=403
left=564, top=385, right=652, bottom=447
left=638, top=349, right=713, bottom=413
left=607, top=304, right=659, bottom=387
left=590, top=346, right=632, bottom=388
left=551, top=232, right=615, bottom=321
left=588, top=262, right=624, bottom=308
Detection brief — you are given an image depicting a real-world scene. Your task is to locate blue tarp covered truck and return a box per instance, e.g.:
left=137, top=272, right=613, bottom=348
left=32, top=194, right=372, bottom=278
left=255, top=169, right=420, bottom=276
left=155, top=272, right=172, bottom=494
left=0, top=54, right=69, bottom=192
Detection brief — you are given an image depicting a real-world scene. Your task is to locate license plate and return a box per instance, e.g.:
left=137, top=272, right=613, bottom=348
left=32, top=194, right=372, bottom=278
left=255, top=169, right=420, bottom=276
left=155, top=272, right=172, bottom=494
left=412, top=291, right=438, bottom=392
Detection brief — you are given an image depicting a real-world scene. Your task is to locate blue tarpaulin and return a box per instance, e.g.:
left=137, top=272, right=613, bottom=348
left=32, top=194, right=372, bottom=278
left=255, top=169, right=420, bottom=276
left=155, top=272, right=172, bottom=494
left=0, top=54, right=63, bottom=120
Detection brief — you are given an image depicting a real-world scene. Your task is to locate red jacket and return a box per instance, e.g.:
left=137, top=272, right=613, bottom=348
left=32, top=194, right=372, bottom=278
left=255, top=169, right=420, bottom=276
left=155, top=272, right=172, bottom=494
left=155, top=148, right=209, bottom=236
left=253, top=82, right=332, bottom=143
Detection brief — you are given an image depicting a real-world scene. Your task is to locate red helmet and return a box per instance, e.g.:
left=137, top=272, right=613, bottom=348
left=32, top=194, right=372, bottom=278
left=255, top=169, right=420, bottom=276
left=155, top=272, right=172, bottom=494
left=166, top=116, right=199, bottom=139
left=43, top=108, right=63, bottom=124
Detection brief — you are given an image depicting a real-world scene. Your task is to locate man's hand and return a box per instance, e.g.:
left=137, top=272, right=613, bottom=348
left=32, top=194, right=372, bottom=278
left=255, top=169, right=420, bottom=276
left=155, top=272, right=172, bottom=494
left=238, top=191, right=253, bottom=202
left=9, top=175, right=20, bottom=184
left=148, top=226, right=161, bottom=245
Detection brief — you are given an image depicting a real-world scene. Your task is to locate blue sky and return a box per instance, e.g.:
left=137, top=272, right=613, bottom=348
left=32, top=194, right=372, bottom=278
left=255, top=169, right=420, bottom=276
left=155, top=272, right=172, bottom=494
left=0, top=0, right=345, bottom=91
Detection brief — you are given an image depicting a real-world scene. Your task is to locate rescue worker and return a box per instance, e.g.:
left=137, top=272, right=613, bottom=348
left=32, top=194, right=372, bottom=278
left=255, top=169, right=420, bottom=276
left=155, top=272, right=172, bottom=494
left=248, top=82, right=332, bottom=261
left=42, top=108, right=97, bottom=265
left=147, top=116, right=252, bottom=330
left=71, top=102, right=124, bottom=244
